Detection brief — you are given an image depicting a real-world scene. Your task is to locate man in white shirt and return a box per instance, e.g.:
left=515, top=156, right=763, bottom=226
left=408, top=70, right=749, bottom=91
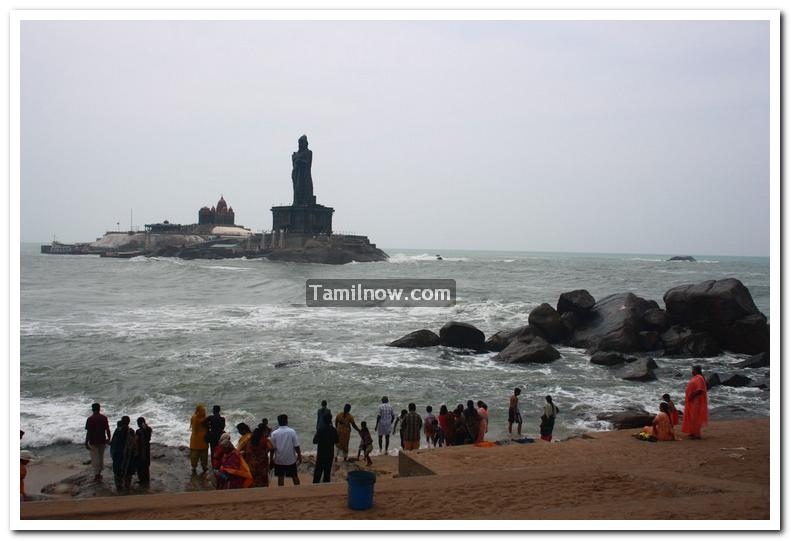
left=269, top=414, right=302, bottom=486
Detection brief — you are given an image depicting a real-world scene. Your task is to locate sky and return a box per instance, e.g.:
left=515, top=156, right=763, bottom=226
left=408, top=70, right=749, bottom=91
left=20, top=20, right=770, bottom=256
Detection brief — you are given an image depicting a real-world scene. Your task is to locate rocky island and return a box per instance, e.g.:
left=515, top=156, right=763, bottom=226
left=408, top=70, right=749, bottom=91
left=40, top=135, right=388, bottom=265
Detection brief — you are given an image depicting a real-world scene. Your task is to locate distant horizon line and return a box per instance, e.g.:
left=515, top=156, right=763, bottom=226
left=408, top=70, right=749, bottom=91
left=19, top=240, right=769, bottom=259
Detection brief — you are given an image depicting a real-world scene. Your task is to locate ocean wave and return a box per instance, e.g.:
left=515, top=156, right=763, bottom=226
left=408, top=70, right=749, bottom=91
left=388, top=253, right=469, bottom=263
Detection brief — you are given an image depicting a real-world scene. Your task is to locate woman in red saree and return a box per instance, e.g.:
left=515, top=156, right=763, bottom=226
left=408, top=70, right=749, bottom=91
left=244, top=424, right=273, bottom=487
left=216, top=434, right=253, bottom=490
left=682, top=365, right=708, bottom=439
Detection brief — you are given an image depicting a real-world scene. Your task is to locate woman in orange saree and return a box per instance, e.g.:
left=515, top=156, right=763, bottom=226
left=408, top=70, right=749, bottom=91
left=642, top=402, right=678, bottom=441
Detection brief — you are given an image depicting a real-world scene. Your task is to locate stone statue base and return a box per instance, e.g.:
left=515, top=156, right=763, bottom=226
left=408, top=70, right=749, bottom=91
left=271, top=203, right=334, bottom=236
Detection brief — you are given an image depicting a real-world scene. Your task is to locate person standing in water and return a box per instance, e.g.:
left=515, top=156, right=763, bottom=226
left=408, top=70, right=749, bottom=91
left=375, top=396, right=395, bottom=455
left=539, top=396, right=559, bottom=442
left=508, top=388, right=523, bottom=436
left=316, top=400, right=332, bottom=430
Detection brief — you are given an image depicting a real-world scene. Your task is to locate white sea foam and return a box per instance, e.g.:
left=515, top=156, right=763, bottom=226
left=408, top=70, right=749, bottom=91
left=388, top=253, right=469, bottom=263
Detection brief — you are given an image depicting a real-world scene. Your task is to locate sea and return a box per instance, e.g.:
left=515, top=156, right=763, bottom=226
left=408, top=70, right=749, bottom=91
left=20, top=243, right=770, bottom=454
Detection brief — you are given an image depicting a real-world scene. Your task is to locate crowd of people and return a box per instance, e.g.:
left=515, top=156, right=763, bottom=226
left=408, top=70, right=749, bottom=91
left=53, top=366, right=708, bottom=497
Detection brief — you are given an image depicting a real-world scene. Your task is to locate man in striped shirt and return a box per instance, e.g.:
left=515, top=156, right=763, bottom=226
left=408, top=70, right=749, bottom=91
left=402, top=403, right=423, bottom=451
left=375, top=396, right=395, bottom=455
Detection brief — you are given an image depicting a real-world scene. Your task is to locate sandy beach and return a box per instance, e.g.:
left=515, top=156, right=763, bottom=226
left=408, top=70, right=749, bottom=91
left=21, top=418, right=769, bottom=520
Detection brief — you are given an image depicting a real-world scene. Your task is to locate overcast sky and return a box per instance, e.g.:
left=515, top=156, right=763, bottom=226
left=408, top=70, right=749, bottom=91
left=20, top=20, right=769, bottom=256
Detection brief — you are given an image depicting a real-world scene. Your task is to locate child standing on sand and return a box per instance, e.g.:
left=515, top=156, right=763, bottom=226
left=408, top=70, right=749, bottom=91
left=356, top=421, right=374, bottom=466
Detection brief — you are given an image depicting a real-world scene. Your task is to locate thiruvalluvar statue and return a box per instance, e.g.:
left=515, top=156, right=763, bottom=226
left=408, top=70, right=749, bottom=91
left=291, top=135, right=315, bottom=206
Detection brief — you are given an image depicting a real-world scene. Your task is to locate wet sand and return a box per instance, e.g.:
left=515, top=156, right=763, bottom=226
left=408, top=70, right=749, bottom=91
left=21, top=419, right=770, bottom=520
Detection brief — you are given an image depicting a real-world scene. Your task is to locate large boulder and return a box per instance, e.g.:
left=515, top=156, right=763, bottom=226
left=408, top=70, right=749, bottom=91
left=556, top=289, right=596, bottom=316
left=638, top=331, right=662, bottom=351
left=566, top=292, right=656, bottom=353
left=597, top=410, right=655, bottom=430
left=528, top=303, right=565, bottom=343
left=705, top=373, right=721, bottom=390
left=560, top=312, right=580, bottom=333
left=388, top=329, right=440, bottom=348
left=660, top=325, right=721, bottom=357
left=726, top=314, right=770, bottom=355
left=590, top=351, right=637, bottom=366
left=663, top=278, right=768, bottom=353
left=642, top=308, right=669, bottom=331
left=736, top=352, right=769, bottom=369
left=483, top=325, right=538, bottom=352
left=719, top=373, right=754, bottom=388
left=619, top=358, right=658, bottom=381
left=439, top=321, right=486, bottom=350
left=492, top=335, right=560, bottom=364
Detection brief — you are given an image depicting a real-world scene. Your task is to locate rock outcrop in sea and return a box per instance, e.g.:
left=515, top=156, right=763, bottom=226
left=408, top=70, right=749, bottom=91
left=386, top=278, right=770, bottom=378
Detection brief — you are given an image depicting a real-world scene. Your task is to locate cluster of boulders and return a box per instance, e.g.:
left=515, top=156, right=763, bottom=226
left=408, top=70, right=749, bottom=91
left=387, top=278, right=770, bottom=384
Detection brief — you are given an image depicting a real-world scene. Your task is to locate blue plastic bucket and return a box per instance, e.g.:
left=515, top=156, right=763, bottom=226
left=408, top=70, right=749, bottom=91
left=347, top=470, right=376, bottom=510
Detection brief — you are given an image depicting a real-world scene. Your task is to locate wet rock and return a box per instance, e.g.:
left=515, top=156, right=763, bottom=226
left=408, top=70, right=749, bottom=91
left=663, top=278, right=767, bottom=353
left=749, top=378, right=769, bottom=390
left=556, top=289, right=596, bottom=316
left=566, top=292, right=656, bottom=353
left=388, top=329, right=440, bottom=348
left=560, top=312, right=580, bottom=333
left=726, top=314, right=770, bottom=355
left=619, top=358, right=657, bottom=381
left=483, top=325, right=538, bottom=352
left=736, top=352, right=769, bottom=369
left=667, top=256, right=696, bottom=262
left=528, top=303, right=565, bottom=343
left=597, top=410, right=655, bottom=430
left=439, top=321, right=486, bottom=350
left=719, top=373, right=753, bottom=388
left=642, top=308, right=669, bottom=331
left=706, top=373, right=721, bottom=390
left=590, top=351, right=637, bottom=366
left=638, top=331, right=662, bottom=351
left=492, top=336, right=560, bottom=364
left=660, top=325, right=721, bottom=357
left=274, top=360, right=301, bottom=368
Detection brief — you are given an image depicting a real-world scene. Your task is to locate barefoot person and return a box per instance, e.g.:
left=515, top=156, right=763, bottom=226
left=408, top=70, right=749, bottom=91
left=246, top=423, right=274, bottom=487
left=375, top=396, right=394, bottom=454
left=682, top=366, right=709, bottom=440
left=135, top=417, right=152, bottom=487
left=189, top=404, right=209, bottom=474
left=312, top=412, right=338, bottom=484
left=476, top=401, right=489, bottom=442
left=402, top=403, right=423, bottom=450
left=424, top=406, right=437, bottom=447
left=356, top=421, right=374, bottom=466
left=334, top=404, right=360, bottom=462
left=110, top=416, right=137, bottom=491
left=204, top=405, right=226, bottom=463
left=508, top=388, right=523, bottom=436
left=270, top=414, right=302, bottom=486
left=85, top=402, right=111, bottom=482
left=539, top=396, right=559, bottom=442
